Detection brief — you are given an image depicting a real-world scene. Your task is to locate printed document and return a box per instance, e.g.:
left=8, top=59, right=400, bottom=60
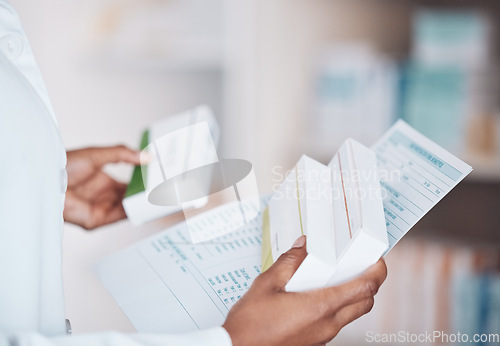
left=95, top=120, right=472, bottom=332
left=95, top=202, right=265, bottom=333
left=373, top=120, right=472, bottom=250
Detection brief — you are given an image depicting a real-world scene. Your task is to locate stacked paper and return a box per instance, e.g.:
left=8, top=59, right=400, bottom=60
left=266, top=139, right=388, bottom=291
left=123, top=105, right=219, bottom=225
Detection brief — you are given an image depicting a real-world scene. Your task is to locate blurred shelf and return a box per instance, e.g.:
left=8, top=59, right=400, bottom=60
left=83, top=48, right=224, bottom=73
left=82, top=0, right=225, bottom=72
left=464, top=155, right=500, bottom=182
left=411, top=180, right=500, bottom=246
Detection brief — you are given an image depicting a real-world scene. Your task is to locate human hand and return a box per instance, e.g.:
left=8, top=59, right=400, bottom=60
left=64, top=145, right=140, bottom=230
left=223, top=236, right=387, bottom=346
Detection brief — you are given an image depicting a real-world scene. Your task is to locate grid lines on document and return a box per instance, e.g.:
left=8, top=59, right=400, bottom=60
left=187, top=202, right=261, bottom=242
left=374, top=134, right=464, bottom=249
left=140, top=216, right=263, bottom=321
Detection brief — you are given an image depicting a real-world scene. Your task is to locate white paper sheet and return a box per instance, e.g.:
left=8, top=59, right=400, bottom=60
left=96, top=120, right=472, bottom=333
left=94, top=205, right=265, bottom=333
left=372, top=120, right=472, bottom=251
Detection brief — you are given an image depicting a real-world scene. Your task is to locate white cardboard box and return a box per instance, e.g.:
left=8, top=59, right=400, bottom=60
left=123, top=105, right=219, bottom=225
left=268, top=139, right=388, bottom=291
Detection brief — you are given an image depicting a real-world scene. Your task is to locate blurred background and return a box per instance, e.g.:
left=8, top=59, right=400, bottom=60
left=9, top=0, right=500, bottom=344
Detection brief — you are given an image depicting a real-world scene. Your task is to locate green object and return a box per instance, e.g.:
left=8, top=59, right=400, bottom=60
left=124, top=130, right=149, bottom=198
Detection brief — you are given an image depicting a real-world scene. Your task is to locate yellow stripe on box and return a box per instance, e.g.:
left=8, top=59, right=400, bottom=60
left=261, top=207, right=274, bottom=272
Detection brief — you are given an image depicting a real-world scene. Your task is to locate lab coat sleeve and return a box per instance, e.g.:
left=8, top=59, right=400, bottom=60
left=0, top=327, right=233, bottom=346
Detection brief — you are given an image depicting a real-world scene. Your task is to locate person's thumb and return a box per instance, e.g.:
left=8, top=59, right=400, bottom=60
left=261, top=235, right=307, bottom=290
left=88, top=145, right=141, bottom=167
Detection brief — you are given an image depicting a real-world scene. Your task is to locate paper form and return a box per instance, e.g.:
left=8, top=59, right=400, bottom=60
left=372, top=120, right=472, bottom=251
left=94, top=202, right=267, bottom=333
left=98, top=120, right=471, bottom=331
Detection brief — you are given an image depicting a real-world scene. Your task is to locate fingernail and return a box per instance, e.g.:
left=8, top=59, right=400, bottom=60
left=292, top=235, right=306, bottom=248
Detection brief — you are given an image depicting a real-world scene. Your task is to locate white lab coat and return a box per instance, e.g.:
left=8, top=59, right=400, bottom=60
left=0, top=2, right=231, bottom=345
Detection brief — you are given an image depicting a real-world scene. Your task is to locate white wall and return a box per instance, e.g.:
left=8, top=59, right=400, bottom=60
left=223, top=0, right=411, bottom=192
left=9, top=0, right=224, bottom=333
left=11, top=0, right=223, bottom=150
left=7, top=0, right=422, bottom=334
